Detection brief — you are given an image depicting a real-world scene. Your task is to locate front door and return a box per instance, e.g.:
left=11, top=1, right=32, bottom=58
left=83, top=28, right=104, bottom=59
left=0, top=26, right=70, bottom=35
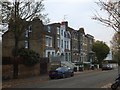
left=40, top=63, right=47, bottom=75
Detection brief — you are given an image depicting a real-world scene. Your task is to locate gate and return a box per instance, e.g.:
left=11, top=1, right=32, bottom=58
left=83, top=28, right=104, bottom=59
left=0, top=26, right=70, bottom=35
left=40, top=58, right=49, bottom=75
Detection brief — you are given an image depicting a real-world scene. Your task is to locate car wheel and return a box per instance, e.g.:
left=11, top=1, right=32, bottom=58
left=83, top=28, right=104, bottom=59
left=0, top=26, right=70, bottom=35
left=71, top=73, right=74, bottom=77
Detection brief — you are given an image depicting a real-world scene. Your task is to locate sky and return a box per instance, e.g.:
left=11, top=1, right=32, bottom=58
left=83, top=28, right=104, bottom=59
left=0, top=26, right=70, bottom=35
left=43, top=0, right=115, bottom=47
left=0, top=0, right=116, bottom=47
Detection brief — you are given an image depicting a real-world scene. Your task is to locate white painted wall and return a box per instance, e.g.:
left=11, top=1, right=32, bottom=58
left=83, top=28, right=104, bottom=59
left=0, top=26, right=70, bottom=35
left=60, top=24, right=65, bottom=53
left=45, top=50, right=55, bottom=57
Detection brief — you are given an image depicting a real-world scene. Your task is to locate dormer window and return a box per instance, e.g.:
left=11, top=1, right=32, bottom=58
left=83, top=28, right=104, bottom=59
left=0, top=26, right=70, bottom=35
left=47, top=26, right=51, bottom=32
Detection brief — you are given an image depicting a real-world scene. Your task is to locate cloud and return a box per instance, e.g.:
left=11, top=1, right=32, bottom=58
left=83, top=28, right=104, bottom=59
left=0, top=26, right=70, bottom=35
left=44, top=0, right=93, bottom=4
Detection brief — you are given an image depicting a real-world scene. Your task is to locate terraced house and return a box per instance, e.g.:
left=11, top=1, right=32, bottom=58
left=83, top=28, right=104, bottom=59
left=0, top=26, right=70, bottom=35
left=2, top=18, right=95, bottom=78
left=60, top=21, right=71, bottom=61
left=86, top=34, right=95, bottom=63
left=70, top=28, right=79, bottom=63
left=69, top=28, right=95, bottom=70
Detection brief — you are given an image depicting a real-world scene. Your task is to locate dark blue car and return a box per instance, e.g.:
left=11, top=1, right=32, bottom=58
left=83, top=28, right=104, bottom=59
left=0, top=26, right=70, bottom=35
left=49, top=67, right=74, bottom=79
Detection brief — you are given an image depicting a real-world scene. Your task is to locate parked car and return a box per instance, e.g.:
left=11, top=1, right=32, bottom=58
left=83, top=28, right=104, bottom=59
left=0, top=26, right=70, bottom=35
left=49, top=67, right=74, bottom=79
left=102, top=64, right=113, bottom=70
left=90, top=64, right=95, bottom=70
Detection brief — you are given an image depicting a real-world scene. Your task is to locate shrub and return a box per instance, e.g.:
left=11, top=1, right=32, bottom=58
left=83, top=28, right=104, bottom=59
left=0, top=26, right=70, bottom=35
left=84, top=63, right=90, bottom=70
left=18, top=48, right=40, bottom=66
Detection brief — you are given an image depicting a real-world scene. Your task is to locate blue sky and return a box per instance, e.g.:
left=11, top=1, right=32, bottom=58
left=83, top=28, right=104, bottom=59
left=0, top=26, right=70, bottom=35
left=44, top=0, right=115, bottom=46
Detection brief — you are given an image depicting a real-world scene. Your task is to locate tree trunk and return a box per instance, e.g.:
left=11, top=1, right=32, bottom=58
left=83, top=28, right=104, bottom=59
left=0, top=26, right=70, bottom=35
left=13, top=57, right=18, bottom=79
left=13, top=1, right=19, bottom=79
left=13, top=35, right=19, bottom=79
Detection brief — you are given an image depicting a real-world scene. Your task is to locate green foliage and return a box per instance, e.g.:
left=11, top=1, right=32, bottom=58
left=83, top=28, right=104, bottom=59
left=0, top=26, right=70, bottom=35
left=18, top=48, right=40, bottom=66
left=92, top=41, right=110, bottom=67
left=102, top=60, right=108, bottom=64
left=84, top=63, right=90, bottom=70
left=92, top=59, right=98, bottom=64
left=50, top=65, right=59, bottom=71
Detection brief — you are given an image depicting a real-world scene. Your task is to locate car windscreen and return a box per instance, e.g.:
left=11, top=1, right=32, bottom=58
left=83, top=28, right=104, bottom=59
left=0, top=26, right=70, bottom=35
left=56, top=67, right=62, bottom=71
left=56, top=67, right=68, bottom=71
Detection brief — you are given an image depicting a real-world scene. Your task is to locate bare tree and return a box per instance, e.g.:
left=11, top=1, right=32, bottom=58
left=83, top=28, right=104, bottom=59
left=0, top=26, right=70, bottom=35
left=1, top=0, right=50, bottom=32
left=111, top=33, right=120, bottom=61
left=92, top=0, right=120, bottom=74
left=1, top=0, right=49, bottom=78
left=92, top=0, right=120, bottom=32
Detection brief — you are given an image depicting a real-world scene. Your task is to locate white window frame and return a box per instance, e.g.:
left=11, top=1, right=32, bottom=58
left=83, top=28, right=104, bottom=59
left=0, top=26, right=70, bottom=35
left=25, top=40, right=28, bottom=49
left=46, top=36, right=52, bottom=47
left=57, top=27, right=60, bottom=34
left=57, top=38, right=60, bottom=47
left=67, top=41, right=69, bottom=49
left=25, top=30, right=28, bottom=37
left=48, top=26, right=51, bottom=32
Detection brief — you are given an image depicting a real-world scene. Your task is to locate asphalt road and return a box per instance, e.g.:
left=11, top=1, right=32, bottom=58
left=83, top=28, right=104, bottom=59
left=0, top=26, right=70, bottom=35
left=14, top=69, right=118, bottom=88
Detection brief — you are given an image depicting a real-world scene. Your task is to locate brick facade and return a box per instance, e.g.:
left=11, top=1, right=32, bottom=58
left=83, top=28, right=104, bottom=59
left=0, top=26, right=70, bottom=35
left=2, top=18, right=95, bottom=78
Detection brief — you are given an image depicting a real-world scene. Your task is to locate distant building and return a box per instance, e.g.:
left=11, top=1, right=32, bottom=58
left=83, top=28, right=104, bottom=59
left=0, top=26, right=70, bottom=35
left=104, top=50, right=113, bottom=60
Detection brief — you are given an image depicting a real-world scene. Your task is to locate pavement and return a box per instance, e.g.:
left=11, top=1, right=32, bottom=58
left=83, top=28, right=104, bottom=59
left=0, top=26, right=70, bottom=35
left=2, top=69, right=112, bottom=88
left=2, top=74, right=49, bottom=88
left=101, top=83, right=112, bottom=88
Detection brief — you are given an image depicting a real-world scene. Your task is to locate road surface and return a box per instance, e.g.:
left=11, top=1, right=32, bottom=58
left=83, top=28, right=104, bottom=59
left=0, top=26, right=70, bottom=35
left=13, top=69, right=118, bottom=88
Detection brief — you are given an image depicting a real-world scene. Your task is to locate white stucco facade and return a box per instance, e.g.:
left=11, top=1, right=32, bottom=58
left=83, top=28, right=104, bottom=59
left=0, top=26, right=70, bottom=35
left=59, top=22, right=71, bottom=61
